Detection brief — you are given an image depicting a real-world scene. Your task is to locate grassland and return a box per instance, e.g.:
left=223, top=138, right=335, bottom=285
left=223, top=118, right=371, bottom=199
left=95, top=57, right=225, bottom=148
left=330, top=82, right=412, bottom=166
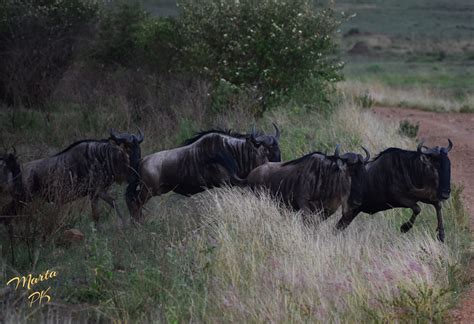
left=336, top=0, right=474, bottom=111
left=1, top=91, right=471, bottom=322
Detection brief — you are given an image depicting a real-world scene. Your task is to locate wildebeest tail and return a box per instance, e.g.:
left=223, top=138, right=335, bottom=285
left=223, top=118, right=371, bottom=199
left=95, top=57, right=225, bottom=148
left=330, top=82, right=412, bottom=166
left=125, top=145, right=142, bottom=212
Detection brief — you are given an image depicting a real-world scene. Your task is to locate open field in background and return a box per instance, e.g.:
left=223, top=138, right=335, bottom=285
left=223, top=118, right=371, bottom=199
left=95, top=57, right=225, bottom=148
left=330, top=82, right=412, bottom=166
left=140, top=0, right=474, bottom=111
left=335, top=0, right=474, bottom=112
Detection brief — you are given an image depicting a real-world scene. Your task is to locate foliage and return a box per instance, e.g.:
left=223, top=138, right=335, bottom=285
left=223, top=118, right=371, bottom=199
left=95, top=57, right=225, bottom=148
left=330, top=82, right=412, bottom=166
left=93, top=1, right=149, bottom=67
left=0, top=0, right=100, bottom=106
left=357, top=90, right=375, bottom=109
left=177, top=0, right=343, bottom=110
left=399, top=120, right=419, bottom=138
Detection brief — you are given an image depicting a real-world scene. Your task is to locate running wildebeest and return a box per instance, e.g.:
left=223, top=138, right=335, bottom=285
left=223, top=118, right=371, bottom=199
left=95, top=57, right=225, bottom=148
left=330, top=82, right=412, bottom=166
left=336, top=140, right=453, bottom=242
left=129, top=124, right=281, bottom=221
left=14, top=129, right=144, bottom=225
left=222, top=145, right=370, bottom=224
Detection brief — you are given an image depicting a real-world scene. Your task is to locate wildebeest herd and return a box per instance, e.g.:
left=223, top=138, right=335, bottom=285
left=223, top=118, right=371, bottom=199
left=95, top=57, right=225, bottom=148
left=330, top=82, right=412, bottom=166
left=0, top=125, right=453, bottom=257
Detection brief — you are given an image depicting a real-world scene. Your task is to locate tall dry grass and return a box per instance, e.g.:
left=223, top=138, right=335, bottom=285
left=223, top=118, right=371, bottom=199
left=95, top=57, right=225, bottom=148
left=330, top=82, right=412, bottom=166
left=340, top=80, right=474, bottom=112
left=169, top=187, right=462, bottom=322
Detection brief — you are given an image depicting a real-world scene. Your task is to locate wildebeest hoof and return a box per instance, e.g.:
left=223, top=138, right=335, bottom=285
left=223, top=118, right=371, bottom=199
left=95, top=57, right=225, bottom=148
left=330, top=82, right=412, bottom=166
left=400, top=223, right=412, bottom=233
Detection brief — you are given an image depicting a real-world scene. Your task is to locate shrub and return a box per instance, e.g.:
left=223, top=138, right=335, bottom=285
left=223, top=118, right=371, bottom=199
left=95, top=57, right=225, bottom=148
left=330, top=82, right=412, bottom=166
left=0, top=0, right=100, bottom=107
left=177, top=0, right=343, bottom=111
left=399, top=120, right=419, bottom=138
left=93, top=1, right=148, bottom=68
left=356, top=90, right=375, bottom=109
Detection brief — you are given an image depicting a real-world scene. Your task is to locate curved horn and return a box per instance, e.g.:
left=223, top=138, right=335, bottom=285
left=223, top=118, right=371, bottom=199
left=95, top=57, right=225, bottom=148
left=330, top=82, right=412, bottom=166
left=417, top=141, right=424, bottom=153
left=110, top=128, right=119, bottom=140
left=334, top=144, right=340, bottom=158
left=361, top=146, right=370, bottom=162
left=446, top=139, right=453, bottom=152
left=272, top=123, right=280, bottom=140
left=136, top=127, right=144, bottom=143
left=109, top=128, right=127, bottom=143
left=11, top=145, right=17, bottom=155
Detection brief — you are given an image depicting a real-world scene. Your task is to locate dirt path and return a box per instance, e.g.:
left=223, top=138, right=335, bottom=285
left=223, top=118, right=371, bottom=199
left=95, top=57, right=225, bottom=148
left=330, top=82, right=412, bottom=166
left=373, top=107, right=474, bottom=322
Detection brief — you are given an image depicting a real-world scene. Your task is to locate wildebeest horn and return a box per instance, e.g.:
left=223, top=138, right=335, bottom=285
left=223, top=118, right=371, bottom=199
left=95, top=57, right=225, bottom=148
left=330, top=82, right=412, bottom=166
left=272, top=123, right=280, bottom=140
left=136, top=127, right=144, bottom=143
left=417, top=141, right=425, bottom=153
left=361, top=146, right=370, bottom=162
left=109, top=128, right=127, bottom=143
left=334, top=144, right=340, bottom=158
left=446, top=139, right=453, bottom=152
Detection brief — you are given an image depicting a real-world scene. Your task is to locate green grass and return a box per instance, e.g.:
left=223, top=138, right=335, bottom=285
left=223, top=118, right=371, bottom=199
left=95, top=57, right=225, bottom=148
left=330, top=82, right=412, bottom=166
left=337, top=0, right=474, bottom=41
left=1, top=182, right=470, bottom=322
left=335, top=0, right=474, bottom=110
left=344, top=59, right=474, bottom=98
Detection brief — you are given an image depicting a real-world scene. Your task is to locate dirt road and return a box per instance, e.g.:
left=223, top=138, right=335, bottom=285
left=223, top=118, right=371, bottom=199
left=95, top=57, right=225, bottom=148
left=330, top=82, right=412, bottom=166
left=373, top=107, right=474, bottom=322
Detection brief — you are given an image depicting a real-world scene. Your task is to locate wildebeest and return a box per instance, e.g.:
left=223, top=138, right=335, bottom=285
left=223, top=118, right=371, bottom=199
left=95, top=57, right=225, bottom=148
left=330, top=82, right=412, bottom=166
left=336, top=140, right=453, bottom=242
left=221, top=145, right=370, bottom=224
left=129, top=124, right=281, bottom=221
left=14, top=129, right=144, bottom=225
left=0, top=149, right=24, bottom=215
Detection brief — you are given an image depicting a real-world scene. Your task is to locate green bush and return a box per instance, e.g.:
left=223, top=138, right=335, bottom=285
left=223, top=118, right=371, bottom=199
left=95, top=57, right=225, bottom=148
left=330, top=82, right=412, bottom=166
left=177, top=0, right=343, bottom=110
left=93, top=1, right=148, bottom=67
left=0, top=0, right=100, bottom=106
left=94, top=2, right=184, bottom=73
left=399, top=120, right=419, bottom=138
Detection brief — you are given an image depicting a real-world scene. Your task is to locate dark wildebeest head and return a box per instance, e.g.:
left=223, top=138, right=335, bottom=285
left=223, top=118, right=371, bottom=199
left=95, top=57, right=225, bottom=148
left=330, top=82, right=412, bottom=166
left=109, top=128, right=144, bottom=182
left=0, top=148, right=23, bottom=201
left=334, top=144, right=370, bottom=208
left=417, top=139, right=452, bottom=200
left=248, top=123, right=281, bottom=163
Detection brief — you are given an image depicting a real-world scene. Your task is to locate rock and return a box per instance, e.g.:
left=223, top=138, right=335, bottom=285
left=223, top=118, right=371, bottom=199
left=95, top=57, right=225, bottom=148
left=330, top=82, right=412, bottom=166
left=348, top=41, right=371, bottom=55
left=59, top=229, right=84, bottom=245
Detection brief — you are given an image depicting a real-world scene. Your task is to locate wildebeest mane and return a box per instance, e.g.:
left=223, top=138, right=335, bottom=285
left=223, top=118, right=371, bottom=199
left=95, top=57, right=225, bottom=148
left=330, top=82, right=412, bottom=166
left=182, top=129, right=254, bottom=146
left=372, top=147, right=420, bottom=162
left=282, top=151, right=331, bottom=166
left=53, top=139, right=109, bottom=157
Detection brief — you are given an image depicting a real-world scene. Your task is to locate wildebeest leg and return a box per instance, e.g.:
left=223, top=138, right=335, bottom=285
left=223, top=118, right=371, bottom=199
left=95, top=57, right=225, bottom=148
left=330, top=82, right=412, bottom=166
left=131, top=185, right=155, bottom=223
left=434, top=202, right=445, bottom=242
left=98, top=192, right=126, bottom=227
left=335, top=208, right=360, bottom=230
left=400, top=204, right=421, bottom=233
left=296, top=197, right=314, bottom=226
left=90, top=195, right=100, bottom=226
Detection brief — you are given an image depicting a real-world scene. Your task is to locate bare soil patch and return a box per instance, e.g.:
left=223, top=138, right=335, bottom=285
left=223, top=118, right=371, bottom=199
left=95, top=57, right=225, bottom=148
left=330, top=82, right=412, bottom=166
left=373, top=106, right=474, bottom=322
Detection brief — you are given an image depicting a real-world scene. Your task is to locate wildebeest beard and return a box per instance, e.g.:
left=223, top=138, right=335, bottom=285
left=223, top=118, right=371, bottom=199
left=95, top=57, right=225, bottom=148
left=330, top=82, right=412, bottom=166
left=437, top=152, right=451, bottom=200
